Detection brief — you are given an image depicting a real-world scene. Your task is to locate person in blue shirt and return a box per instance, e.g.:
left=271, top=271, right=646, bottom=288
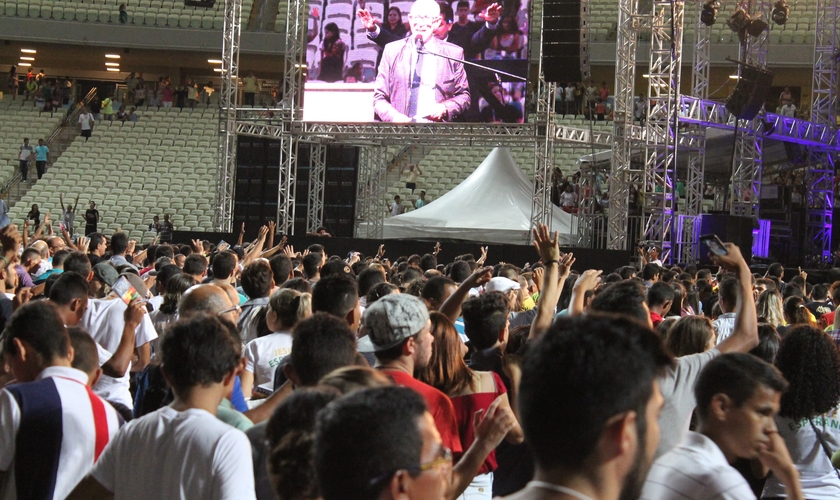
left=34, top=138, right=49, bottom=180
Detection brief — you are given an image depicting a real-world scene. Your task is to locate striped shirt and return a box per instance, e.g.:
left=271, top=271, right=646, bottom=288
left=641, top=431, right=756, bottom=500
left=0, top=366, right=123, bottom=500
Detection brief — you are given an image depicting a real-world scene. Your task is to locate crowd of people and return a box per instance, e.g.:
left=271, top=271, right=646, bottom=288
left=0, top=217, right=838, bottom=500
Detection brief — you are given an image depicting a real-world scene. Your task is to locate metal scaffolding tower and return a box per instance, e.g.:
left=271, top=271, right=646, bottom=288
left=355, top=146, right=387, bottom=239
left=306, top=143, right=327, bottom=233
left=805, top=0, right=839, bottom=263
left=215, top=0, right=242, bottom=232
left=607, top=0, right=642, bottom=251
left=642, top=0, right=684, bottom=264
left=730, top=0, right=770, bottom=218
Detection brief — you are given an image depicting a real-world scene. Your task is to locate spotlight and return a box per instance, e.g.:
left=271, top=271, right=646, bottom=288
left=747, top=15, right=768, bottom=37
left=701, top=0, right=719, bottom=26
left=772, top=0, right=789, bottom=25
left=727, top=8, right=750, bottom=33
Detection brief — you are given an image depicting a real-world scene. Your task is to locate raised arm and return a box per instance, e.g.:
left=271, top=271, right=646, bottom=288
left=714, top=243, right=759, bottom=354
left=569, top=269, right=602, bottom=317
left=237, top=222, right=245, bottom=247
left=439, top=265, right=493, bottom=325
left=528, top=224, right=575, bottom=340
left=241, top=225, right=269, bottom=268
left=73, top=194, right=80, bottom=212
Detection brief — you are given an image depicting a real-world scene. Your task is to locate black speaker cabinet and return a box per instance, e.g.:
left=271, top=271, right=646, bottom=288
left=725, top=66, right=775, bottom=120
left=699, top=214, right=755, bottom=265
left=542, top=0, right=587, bottom=83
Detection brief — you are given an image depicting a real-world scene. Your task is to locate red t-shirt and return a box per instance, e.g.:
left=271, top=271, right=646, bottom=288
left=451, top=371, right=507, bottom=474
left=650, top=311, right=663, bottom=328
left=822, top=310, right=835, bottom=329
left=382, top=369, right=463, bottom=455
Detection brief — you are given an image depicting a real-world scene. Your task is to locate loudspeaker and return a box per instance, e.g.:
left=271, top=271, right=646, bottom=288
left=699, top=214, right=755, bottom=265
left=542, top=0, right=589, bottom=82
left=725, top=66, right=775, bottom=120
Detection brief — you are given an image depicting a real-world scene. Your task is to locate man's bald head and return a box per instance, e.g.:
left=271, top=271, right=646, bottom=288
left=178, top=284, right=233, bottom=317
left=47, top=237, right=66, bottom=256
left=30, top=240, right=49, bottom=259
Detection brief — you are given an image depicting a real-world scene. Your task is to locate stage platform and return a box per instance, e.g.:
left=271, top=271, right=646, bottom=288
left=171, top=232, right=635, bottom=273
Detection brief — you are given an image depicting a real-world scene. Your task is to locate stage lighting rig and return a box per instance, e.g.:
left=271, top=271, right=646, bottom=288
left=700, top=0, right=719, bottom=26
left=727, top=7, right=750, bottom=33
left=746, top=15, right=768, bottom=37
left=772, top=0, right=790, bottom=25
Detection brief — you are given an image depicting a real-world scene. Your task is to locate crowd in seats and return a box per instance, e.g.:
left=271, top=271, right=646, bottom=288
left=0, top=0, right=251, bottom=30
left=8, top=106, right=218, bottom=240
left=0, top=219, right=838, bottom=499
left=0, top=95, right=64, bottom=185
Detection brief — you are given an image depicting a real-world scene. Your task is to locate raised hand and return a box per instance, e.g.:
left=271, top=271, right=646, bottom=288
left=477, top=246, right=488, bottom=265
left=574, top=269, right=603, bottom=293
left=258, top=225, right=269, bottom=240
left=240, top=222, right=246, bottom=234
left=191, top=239, right=205, bottom=255
left=13, top=287, right=32, bottom=311
left=78, top=236, right=90, bottom=254
left=531, top=223, right=560, bottom=263
left=465, top=265, right=494, bottom=289
left=127, top=239, right=137, bottom=255
left=356, top=8, right=376, bottom=31
left=123, top=297, right=147, bottom=329
left=433, top=241, right=441, bottom=256
left=283, top=245, right=297, bottom=258
left=376, top=244, right=385, bottom=259
left=558, top=252, right=576, bottom=279
left=268, top=220, right=276, bottom=233
left=709, top=242, right=748, bottom=272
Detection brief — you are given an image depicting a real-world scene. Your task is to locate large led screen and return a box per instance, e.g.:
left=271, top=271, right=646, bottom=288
left=302, top=0, right=530, bottom=123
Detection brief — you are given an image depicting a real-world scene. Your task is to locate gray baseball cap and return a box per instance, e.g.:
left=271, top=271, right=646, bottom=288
left=358, top=294, right=430, bottom=353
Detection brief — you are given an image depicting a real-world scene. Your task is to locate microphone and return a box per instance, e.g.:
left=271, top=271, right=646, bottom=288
left=415, top=34, right=424, bottom=52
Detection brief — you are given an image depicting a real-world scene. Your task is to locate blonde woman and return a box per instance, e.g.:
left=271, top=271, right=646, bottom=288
left=241, top=288, right=311, bottom=398
left=756, top=289, right=785, bottom=328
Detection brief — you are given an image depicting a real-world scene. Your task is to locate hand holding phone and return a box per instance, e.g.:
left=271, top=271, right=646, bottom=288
left=699, top=234, right=728, bottom=256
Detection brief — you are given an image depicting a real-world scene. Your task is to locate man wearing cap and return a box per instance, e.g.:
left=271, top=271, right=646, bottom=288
left=485, top=275, right=537, bottom=330
left=360, top=293, right=462, bottom=456
left=79, top=265, right=157, bottom=410
left=361, top=293, right=516, bottom=498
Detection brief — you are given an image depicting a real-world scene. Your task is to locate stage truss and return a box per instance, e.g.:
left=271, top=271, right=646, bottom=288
left=218, top=0, right=839, bottom=263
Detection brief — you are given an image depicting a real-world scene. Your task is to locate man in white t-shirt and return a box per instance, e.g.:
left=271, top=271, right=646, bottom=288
left=780, top=99, right=797, bottom=118
left=390, top=195, right=405, bottom=216
left=79, top=266, right=157, bottom=409
left=78, top=107, right=94, bottom=141
left=67, top=314, right=256, bottom=500
left=713, top=277, right=738, bottom=345
left=641, top=353, right=804, bottom=500
left=18, top=137, right=34, bottom=182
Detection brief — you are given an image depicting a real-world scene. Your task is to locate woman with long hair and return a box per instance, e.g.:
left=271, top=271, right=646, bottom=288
left=667, top=281, right=689, bottom=317
left=757, top=289, right=786, bottom=328
left=382, top=6, right=407, bottom=38
left=783, top=295, right=816, bottom=333
left=489, top=16, right=523, bottom=59
left=761, top=326, right=840, bottom=499
left=319, top=22, right=346, bottom=82
left=663, top=315, right=716, bottom=357
left=241, top=288, right=312, bottom=398
left=416, top=312, right=523, bottom=499
left=149, top=273, right=196, bottom=358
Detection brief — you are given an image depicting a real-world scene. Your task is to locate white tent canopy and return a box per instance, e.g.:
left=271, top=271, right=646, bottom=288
left=382, top=147, right=574, bottom=245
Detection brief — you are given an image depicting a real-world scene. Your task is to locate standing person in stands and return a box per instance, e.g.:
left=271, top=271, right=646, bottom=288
left=243, top=70, right=259, bottom=106
left=78, top=105, right=94, bottom=141
left=158, top=214, right=174, bottom=243
left=319, top=24, right=346, bottom=83
left=34, top=138, right=49, bottom=180
left=642, top=353, right=804, bottom=500
left=161, top=83, right=173, bottom=109
left=67, top=314, right=256, bottom=500
left=186, top=82, right=199, bottom=108
left=0, top=301, right=123, bottom=500
left=27, top=203, right=40, bottom=227
left=401, top=163, right=423, bottom=194
left=59, top=192, right=79, bottom=236
left=7, top=65, right=17, bottom=100
left=101, top=93, right=114, bottom=121
left=85, top=201, right=100, bottom=235
left=17, top=137, right=33, bottom=183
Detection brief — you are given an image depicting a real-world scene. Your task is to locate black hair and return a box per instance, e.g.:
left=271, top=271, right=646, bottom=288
left=421, top=276, right=456, bottom=305
left=603, top=272, right=622, bottom=284
left=182, top=254, right=208, bottom=277
left=449, top=260, right=471, bottom=282
left=211, top=251, right=237, bottom=280
left=590, top=280, right=648, bottom=323
left=775, top=326, right=840, bottom=421
left=519, top=313, right=672, bottom=471
left=768, top=262, right=784, bottom=278
left=646, top=281, right=675, bottom=307
left=241, top=260, right=274, bottom=299
left=366, top=282, right=399, bottom=306
left=357, top=267, right=386, bottom=297
left=419, top=254, right=437, bottom=272
left=156, top=245, right=175, bottom=260
left=303, top=253, right=322, bottom=279
left=160, top=274, right=197, bottom=315
left=311, top=274, right=359, bottom=319
left=400, top=267, right=423, bottom=286
left=718, top=277, right=740, bottom=308
left=52, top=249, right=71, bottom=268
left=67, top=326, right=99, bottom=375
left=642, top=263, right=661, bottom=281
left=269, top=254, right=294, bottom=285
left=308, top=244, right=325, bottom=255
left=161, top=314, right=242, bottom=395
left=110, top=232, right=129, bottom=255
left=495, top=264, right=518, bottom=281
left=290, top=313, right=357, bottom=386
left=321, top=260, right=354, bottom=279
left=1, top=301, right=70, bottom=362
left=21, top=248, right=41, bottom=265
left=63, top=251, right=92, bottom=277
left=462, top=291, right=510, bottom=350
left=315, top=386, right=427, bottom=500
left=618, top=266, right=637, bottom=280
left=811, top=283, right=828, bottom=301
left=750, top=323, right=781, bottom=365
left=267, top=388, right=341, bottom=500
left=437, top=0, right=453, bottom=23
left=694, top=352, right=789, bottom=420
left=88, top=232, right=106, bottom=250
left=282, top=277, right=313, bottom=294
left=48, top=271, right=90, bottom=306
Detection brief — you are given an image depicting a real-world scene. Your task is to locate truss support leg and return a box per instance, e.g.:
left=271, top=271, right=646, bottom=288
left=278, top=134, right=298, bottom=236
left=306, top=143, right=327, bottom=234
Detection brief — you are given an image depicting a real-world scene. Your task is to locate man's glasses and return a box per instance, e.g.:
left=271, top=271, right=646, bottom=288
left=218, top=305, right=241, bottom=316
left=367, top=447, right=452, bottom=488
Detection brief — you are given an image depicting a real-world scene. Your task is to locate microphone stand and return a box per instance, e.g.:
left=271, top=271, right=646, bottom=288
left=417, top=46, right=527, bottom=81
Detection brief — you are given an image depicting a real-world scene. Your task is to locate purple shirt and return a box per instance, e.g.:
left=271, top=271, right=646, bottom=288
left=15, top=265, right=34, bottom=288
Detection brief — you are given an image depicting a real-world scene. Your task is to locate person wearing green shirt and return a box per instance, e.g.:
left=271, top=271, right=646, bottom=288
left=101, top=95, right=114, bottom=121
left=415, top=190, right=428, bottom=209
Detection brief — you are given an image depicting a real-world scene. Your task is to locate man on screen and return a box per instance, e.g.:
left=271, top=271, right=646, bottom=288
left=372, top=0, right=470, bottom=123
